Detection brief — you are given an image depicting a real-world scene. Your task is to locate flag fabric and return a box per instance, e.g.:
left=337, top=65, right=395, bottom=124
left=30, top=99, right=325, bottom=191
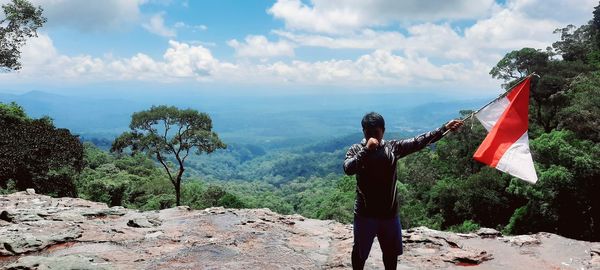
left=473, top=77, right=538, bottom=183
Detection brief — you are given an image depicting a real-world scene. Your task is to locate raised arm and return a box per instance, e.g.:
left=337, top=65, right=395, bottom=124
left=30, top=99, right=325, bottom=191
left=389, top=126, right=446, bottom=158
left=390, top=119, right=463, bottom=158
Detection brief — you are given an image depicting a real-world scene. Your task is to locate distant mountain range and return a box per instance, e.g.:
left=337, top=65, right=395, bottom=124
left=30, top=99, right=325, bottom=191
left=0, top=90, right=491, bottom=148
left=0, top=90, right=145, bottom=137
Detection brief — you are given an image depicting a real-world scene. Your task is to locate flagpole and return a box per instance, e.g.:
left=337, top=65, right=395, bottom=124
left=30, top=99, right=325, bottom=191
left=441, top=72, right=538, bottom=136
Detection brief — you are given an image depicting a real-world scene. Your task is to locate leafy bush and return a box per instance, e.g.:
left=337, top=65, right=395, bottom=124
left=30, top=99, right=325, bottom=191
left=448, top=220, right=481, bottom=233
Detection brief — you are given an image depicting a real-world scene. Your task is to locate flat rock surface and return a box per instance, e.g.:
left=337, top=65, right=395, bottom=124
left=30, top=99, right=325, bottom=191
left=1, top=191, right=598, bottom=269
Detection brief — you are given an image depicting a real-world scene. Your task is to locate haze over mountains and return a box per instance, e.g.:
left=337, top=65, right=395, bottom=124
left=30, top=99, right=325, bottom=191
left=0, top=90, right=492, bottom=148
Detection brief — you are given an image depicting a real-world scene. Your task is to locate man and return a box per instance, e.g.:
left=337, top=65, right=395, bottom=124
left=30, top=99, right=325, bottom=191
left=343, top=112, right=463, bottom=270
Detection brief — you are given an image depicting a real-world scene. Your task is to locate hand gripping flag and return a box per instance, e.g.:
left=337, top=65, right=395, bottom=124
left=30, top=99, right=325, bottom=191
left=473, top=76, right=538, bottom=183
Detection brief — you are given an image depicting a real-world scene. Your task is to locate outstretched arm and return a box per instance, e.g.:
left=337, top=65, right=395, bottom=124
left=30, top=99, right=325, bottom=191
left=390, top=119, right=463, bottom=158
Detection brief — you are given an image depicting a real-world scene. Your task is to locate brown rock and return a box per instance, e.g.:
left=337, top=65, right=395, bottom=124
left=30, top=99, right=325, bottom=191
left=127, top=217, right=161, bottom=228
left=499, top=235, right=541, bottom=247
left=441, top=250, right=493, bottom=265
left=476, top=228, right=502, bottom=238
left=590, top=245, right=600, bottom=267
left=4, top=254, right=110, bottom=270
left=1, top=192, right=598, bottom=270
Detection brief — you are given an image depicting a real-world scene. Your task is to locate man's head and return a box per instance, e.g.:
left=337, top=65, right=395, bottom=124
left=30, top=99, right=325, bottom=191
left=361, top=112, right=385, bottom=141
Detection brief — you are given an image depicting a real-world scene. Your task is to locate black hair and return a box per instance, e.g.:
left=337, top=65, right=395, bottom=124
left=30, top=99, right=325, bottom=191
left=361, top=112, right=385, bottom=130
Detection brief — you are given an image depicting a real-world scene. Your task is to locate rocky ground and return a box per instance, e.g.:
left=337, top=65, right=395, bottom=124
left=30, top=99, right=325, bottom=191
left=1, top=190, right=599, bottom=269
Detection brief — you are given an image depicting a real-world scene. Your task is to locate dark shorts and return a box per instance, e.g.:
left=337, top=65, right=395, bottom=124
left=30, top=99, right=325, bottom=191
left=352, top=214, right=403, bottom=261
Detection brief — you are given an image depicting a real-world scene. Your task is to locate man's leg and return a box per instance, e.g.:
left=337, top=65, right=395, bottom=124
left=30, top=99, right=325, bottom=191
left=382, top=253, right=398, bottom=270
left=352, top=214, right=377, bottom=270
left=377, top=216, right=403, bottom=270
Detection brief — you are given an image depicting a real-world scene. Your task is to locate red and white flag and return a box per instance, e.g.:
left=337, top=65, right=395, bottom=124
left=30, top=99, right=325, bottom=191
left=473, top=77, right=538, bottom=183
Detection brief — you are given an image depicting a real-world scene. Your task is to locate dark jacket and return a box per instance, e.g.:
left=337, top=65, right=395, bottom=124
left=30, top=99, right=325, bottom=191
left=343, top=125, right=447, bottom=218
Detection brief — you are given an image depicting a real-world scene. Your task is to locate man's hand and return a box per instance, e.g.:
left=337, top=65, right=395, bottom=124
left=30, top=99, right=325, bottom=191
left=366, top=137, right=379, bottom=150
left=445, top=119, right=464, bottom=132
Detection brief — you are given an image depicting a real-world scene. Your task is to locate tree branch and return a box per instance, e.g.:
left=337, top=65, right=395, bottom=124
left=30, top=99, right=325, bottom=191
left=156, top=152, right=175, bottom=185
left=162, top=119, right=182, bottom=168
left=182, top=147, right=191, bottom=163
left=175, top=123, right=184, bottom=156
left=163, top=120, right=170, bottom=145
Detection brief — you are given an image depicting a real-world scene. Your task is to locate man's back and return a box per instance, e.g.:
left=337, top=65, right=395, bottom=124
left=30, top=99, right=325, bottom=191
left=347, top=139, right=399, bottom=218
left=345, top=112, right=463, bottom=270
left=344, top=127, right=447, bottom=218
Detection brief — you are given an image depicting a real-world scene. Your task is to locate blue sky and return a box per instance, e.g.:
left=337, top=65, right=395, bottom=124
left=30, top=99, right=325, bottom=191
left=47, top=1, right=280, bottom=60
left=0, top=0, right=597, bottom=97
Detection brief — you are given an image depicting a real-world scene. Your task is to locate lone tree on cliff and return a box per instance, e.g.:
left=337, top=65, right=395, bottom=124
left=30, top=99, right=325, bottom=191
left=111, top=105, right=226, bottom=206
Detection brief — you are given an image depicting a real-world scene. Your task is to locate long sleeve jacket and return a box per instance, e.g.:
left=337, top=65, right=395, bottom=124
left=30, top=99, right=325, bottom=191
left=343, top=125, right=447, bottom=218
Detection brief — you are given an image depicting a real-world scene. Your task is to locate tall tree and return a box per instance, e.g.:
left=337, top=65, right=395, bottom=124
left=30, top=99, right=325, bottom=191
left=557, top=71, right=600, bottom=142
left=0, top=0, right=46, bottom=71
left=486, top=5, right=600, bottom=240
left=111, top=105, right=226, bottom=206
left=591, top=2, right=600, bottom=50
left=490, top=47, right=590, bottom=132
left=552, top=24, right=593, bottom=63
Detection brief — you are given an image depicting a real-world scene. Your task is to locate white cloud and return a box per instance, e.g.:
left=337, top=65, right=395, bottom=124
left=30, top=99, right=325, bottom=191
left=273, top=29, right=406, bottom=50
left=22, top=0, right=146, bottom=31
left=272, top=18, right=544, bottom=67
left=2, top=34, right=497, bottom=90
left=0, top=0, right=210, bottom=35
left=3, top=0, right=598, bottom=94
left=162, top=40, right=218, bottom=77
left=465, top=10, right=556, bottom=51
left=188, top=40, right=217, bottom=47
left=19, top=33, right=58, bottom=66
left=268, top=0, right=497, bottom=33
left=174, top=21, right=208, bottom=31
left=216, top=49, right=496, bottom=90
left=4, top=34, right=222, bottom=82
left=227, top=35, right=295, bottom=59
left=267, top=0, right=362, bottom=34
left=143, top=13, right=176, bottom=38
left=272, top=0, right=598, bottom=73
left=508, top=0, right=598, bottom=25
left=273, top=25, right=471, bottom=61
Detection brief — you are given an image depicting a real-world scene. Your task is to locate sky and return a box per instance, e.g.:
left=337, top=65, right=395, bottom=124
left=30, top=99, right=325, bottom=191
left=0, top=0, right=598, bottom=97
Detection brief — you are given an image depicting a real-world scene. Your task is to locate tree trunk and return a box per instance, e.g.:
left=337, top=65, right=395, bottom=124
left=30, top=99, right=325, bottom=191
left=175, top=177, right=181, bottom=206
left=174, top=166, right=185, bottom=206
